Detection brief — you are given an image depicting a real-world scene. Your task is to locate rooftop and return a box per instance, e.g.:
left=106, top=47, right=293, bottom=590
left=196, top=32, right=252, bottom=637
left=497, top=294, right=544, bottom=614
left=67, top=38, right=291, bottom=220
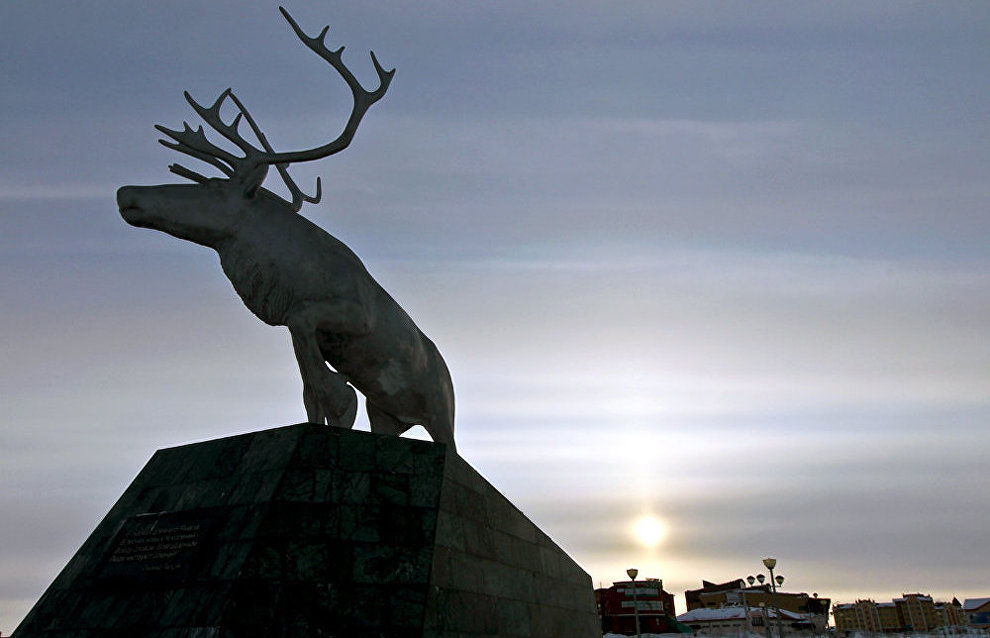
left=963, top=598, right=990, bottom=611
left=678, top=607, right=807, bottom=623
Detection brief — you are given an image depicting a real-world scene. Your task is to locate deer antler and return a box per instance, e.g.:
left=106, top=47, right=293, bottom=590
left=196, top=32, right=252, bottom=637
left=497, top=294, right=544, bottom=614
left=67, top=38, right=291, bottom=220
left=156, top=89, right=253, bottom=182
left=261, top=6, right=395, bottom=165
left=157, top=89, right=316, bottom=210
left=156, top=6, right=394, bottom=211
left=224, top=91, right=322, bottom=211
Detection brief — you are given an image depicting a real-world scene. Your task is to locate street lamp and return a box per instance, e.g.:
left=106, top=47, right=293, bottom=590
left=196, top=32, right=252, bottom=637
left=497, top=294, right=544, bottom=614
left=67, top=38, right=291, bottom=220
left=763, top=558, right=785, bottom=638
left=751, top=574, right=771, bottom=638
left=627, top=568, right=641, bottom=638
left=741, top=576, right=757, bottom=636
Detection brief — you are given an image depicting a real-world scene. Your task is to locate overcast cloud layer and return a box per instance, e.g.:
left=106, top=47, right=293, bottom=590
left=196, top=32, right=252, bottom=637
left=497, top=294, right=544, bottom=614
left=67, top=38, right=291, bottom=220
left=2, top=1, right=988, bottom=630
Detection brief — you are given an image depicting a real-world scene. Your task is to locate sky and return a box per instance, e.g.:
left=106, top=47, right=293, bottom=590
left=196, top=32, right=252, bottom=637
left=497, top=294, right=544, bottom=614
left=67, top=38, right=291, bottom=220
left=1, top=0, right=988, bottom=630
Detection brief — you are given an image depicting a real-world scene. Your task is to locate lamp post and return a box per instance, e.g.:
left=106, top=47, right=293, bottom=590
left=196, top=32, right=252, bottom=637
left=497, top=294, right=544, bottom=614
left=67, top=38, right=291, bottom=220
left=756, top=574, right=771, bottom=638
left=763, top=558, right=785, bottom=638
left=627, top=568, right=641, bottom=638
left=741, top=576, right=756, bottom=636
left=740, top=578, right=750, bottom=636
left=775, top=575, right=785, bottom=636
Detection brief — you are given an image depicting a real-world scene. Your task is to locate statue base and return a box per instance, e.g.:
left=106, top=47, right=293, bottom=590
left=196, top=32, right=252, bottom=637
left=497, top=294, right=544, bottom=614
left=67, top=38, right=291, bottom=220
left=14, top=424, right=598, bottom=637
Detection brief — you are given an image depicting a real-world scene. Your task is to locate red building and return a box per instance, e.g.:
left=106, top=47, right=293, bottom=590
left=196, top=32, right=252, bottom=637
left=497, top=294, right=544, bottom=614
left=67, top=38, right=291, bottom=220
left=596, top=578, right=677, bottom=635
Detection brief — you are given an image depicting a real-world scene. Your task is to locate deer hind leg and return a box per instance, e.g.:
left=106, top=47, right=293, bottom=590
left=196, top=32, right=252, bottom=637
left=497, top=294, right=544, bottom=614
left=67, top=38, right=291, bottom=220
left=367, top=403, right=411, bottom=437
left=368, top=402, right=457, bottom=452
left=426, top=410, right=456, bottom=453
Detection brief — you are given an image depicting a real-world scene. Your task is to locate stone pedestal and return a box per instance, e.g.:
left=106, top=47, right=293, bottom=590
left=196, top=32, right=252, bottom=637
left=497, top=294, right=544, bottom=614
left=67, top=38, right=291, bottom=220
left=14, top=424, right=598, bottom=637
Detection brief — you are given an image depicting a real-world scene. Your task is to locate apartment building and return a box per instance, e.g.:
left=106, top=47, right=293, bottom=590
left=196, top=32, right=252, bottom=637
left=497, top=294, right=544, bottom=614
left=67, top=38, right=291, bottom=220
left=834, top=594, right=967, bottom=635
left=834, top=600, right=882, bottom=634
left=936, top=599, right=967, bottom=628
left=596, top=577, right=677, bottom=635
left=686, top=580, right=830, bottom=618
left=895, top=593, right=938, bottom=631
left=684, top=580, right=830, bottom=634
left=964, top=598, right=990, bottom=629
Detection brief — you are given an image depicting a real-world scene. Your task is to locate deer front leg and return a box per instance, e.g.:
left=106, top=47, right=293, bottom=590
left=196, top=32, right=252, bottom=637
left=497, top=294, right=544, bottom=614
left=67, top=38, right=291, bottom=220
left=286, top=304, right=364, bottom=429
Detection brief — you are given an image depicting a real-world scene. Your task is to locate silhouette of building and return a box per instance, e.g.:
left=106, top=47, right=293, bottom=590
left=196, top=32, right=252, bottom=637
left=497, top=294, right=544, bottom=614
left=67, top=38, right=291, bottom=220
left=678, top=605, right=813, bottom=636
left=935, top=599, right=967, bottom=628
left=894, top=593, right=938, bottom=631
left=876, top=602, right=901, bottom=632
left=685, top=579, right=745, bottom=611
left=683, top=580, right=829, bottom=634
left=964, top=598, right=990, bottom=629
left=685, top=579, right=829, bottom=618
left=834, top=594, right=967, bottom=635
left=834, top=600, right=889, bottom=634
left=596, top=577, right=676, bottom=635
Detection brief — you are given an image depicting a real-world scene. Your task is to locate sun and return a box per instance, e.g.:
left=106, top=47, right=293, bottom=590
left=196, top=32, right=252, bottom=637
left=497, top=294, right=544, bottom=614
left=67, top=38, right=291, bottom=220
left=632, top=514, right=667, bottom=549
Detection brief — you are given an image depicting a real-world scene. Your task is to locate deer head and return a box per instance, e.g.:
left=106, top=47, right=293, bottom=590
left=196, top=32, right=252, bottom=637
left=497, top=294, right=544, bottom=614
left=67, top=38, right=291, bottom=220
left=118, top=7, right=394, bottom=240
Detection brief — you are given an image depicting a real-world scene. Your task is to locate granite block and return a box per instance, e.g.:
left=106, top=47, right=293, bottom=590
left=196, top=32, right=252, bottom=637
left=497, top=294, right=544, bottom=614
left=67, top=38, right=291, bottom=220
left=238, top=428, right=298, bottom=472
left=334, top=469, right=372, bottom=504
left=14, top=424, right=597, bottom=638
left=336, top=431, right=376, bottom=471
left=376, top=435, right=418, bottom=474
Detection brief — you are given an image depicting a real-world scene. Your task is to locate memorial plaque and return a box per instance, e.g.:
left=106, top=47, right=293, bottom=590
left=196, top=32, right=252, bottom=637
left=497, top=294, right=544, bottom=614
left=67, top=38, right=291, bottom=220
left=97, top=508, right=224, bottom=584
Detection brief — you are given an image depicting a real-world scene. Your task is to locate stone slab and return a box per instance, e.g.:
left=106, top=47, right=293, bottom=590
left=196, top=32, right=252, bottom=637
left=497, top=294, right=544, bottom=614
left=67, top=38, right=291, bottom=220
left=14, top=424, right=598, bottom=637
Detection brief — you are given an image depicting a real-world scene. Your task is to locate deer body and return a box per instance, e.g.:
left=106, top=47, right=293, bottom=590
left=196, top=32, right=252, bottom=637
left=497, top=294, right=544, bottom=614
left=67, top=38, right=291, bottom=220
left=118, top=9, right=455, bottom=449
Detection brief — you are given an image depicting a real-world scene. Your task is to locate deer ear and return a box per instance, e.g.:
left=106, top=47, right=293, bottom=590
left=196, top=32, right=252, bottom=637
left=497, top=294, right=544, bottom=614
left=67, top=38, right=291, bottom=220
left=240, top=165, right=270, bottom=198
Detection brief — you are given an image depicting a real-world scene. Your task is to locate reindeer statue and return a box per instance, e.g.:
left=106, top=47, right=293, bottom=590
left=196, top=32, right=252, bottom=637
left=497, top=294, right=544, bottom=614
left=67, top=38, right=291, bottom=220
left=117, top=8, right=455, bottom=450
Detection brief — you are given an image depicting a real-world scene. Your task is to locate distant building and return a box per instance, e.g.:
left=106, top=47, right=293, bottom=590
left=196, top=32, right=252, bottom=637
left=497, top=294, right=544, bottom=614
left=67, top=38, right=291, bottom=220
left=686, top=579, right=830, bottom=617
left=685, top=579, right=746, bottom=611
left=834, top=600, right=891, bottom=634
left=683, top=580, right=828, bottom=634
left=832, top=602, right=855, bottom=633
left=964, top=598, right=990, bottom=629
left=834, top=593, right=968, bottom=635
left=894, top=593, right=938, bottom=632
left=935, top=599, right=967, bottom=628
left=677, top=605, right=809, bottom=636
left=685, top=579, right=830, bottom=634
left=596, top=577, right=677, bottom=636
left=876, top=602, right=901, bottom=632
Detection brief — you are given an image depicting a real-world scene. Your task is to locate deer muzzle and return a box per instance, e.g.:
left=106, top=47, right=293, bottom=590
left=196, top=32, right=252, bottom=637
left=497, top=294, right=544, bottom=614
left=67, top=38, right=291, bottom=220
left=116, top=185, right=145, bottom=225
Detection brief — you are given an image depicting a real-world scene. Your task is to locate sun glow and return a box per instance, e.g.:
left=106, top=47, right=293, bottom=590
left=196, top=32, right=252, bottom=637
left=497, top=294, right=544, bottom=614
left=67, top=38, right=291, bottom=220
left=632, top=514, right=667, bottom=549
